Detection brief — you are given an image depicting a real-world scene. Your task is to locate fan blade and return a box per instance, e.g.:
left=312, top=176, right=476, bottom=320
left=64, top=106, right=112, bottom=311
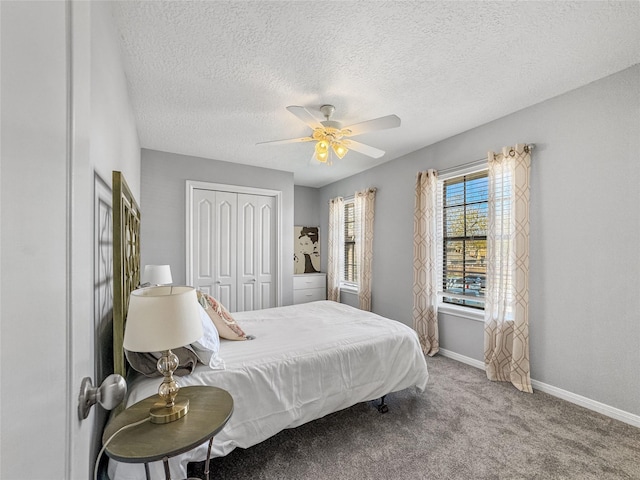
left=286, top=106, right=323, bottom=130
left=343, top=114, right=401, bottom=136
left=256, top=136, right=314, bottom=146
left=345, top=140, right=385, bottom=159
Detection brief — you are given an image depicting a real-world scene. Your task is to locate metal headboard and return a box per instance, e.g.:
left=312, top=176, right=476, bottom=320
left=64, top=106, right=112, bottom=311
left=112, top=171, right=141, bottom=379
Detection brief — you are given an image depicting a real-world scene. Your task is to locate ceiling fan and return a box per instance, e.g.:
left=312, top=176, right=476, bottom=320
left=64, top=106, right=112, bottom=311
left=257, top=105, right=401, bottom=164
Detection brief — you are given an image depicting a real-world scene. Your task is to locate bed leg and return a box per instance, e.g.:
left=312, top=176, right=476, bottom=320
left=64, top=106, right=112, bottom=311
left=377, top=395, right=389, bottom=413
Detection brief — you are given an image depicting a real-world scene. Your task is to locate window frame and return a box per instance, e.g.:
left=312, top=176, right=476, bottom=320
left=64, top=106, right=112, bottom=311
left=437, top=163, right=488, bottom=321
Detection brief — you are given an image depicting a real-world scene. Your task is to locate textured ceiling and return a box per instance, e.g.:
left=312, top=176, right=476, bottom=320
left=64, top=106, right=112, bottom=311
left=111, top=1, right=640, bottom=187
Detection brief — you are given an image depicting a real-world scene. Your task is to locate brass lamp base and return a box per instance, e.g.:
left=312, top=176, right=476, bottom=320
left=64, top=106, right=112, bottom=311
left=149, top=398, right=190, bottom=424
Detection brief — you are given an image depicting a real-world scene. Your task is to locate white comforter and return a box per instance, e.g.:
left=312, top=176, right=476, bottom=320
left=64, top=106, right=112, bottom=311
left=108, top=301, right=428, bottom=480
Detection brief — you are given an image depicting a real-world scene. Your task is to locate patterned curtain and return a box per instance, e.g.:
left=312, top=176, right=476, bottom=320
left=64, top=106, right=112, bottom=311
left=412, top=170, right=439, bottom=356
left=484, top=144, right=532, bottom=393
left=354, top=188, right=376, bottom=311
left=327, top=196, right=344, bottom=302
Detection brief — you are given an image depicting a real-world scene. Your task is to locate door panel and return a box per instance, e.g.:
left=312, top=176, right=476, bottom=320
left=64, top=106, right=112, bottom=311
left=258, top=198, right=276, bottom=309
left=240, top=201, right=255, bottom=277
left=261, top=203, right=272, bottom=275
left=217, top=284, right=233, bottom=310
left=242, top=283, right=255, bottom=312
left=215, top=193, right=237, bottom=311
left=193, top=190, right=215, bottom=294
left=261, top=283, right=272, bottom=310
left=197, top=197, right=212, bottom=279
left=237, top=195, right=256, bottom=312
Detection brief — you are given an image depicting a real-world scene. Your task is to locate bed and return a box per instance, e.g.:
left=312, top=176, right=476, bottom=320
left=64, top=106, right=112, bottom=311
left=107, top=172, right=429, bottom=480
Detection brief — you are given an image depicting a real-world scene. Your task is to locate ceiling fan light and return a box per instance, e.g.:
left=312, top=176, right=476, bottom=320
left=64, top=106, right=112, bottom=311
left=315, top=150, right=329, bottom=163
left=315, top=139, right=329, bottom=152
left=332, top=142, right=348, bottom=159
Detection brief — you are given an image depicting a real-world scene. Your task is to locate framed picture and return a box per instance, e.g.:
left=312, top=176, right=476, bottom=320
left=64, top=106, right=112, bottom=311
left=294, top=226, right=320, bottom=274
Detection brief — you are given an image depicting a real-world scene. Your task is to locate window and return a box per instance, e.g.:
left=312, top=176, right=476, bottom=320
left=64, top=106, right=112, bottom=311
left=439, top=170, right=488, bottom=310
left=343, top=199, right=358, bottom=286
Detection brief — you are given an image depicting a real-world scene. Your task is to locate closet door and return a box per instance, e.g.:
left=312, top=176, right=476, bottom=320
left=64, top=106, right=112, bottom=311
left=192, top=189, right=237, bottom=311
left=237, top=194, right=276, bottom=311
left=191, top=188, right=277, bottom=313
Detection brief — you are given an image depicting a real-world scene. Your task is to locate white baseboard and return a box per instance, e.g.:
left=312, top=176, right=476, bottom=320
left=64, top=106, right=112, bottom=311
left=438, top=348, right=485, bottom=370
left=437, top=348, right=640, bottom=429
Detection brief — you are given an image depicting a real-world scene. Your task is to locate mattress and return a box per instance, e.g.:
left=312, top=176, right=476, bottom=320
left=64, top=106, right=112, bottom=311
left=108, top=301, right=428, bottom=480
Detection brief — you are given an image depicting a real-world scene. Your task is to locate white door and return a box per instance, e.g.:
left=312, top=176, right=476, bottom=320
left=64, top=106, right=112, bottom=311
left=237, top=194, right=276, bottom=311
left=192, top=189, right=238, bottom=311
left=191, top=189, right=277, bottom=313
left=2, top=2, right=102, bottom=477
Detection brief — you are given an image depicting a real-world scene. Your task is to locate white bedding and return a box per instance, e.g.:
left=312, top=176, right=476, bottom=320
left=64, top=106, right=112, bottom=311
left=109, top=301, right=428, bottom=480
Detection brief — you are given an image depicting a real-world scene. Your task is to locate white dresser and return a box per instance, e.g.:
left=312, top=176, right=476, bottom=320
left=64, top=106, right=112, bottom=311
left=293, top=273, right=327, bottom=304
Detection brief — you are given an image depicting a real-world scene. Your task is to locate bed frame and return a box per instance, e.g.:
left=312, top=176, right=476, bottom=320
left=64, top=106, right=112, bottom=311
left=109, top=171, right=390, bottom=415
left=112, top=171, right=141, bottom=379
left=107, top=172, right=428, bottom=479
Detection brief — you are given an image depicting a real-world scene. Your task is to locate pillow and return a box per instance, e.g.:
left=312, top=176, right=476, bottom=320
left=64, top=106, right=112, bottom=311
left=125, top=346, right=199, bottom=377
left=197, top=291, right=247, bottom=340
left=191, top=303, right=225, bottom=369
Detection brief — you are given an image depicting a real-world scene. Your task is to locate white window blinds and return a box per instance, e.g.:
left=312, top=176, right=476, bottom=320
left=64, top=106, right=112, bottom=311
left=343, top=199, right=358, bottom=285
left=437, top=170, right=488, bottom=309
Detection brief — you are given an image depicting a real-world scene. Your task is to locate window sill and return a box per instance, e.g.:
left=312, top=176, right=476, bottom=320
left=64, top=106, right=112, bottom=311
left=438, top=303, right=485, bottom=323
left=340, top=284, right=359, bottom=294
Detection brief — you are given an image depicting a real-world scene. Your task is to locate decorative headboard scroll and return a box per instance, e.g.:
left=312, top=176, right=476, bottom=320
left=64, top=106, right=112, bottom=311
left=112, top=171, right=141, bottom=379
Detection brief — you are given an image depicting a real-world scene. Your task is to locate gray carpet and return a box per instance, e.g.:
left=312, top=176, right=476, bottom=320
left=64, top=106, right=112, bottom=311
left=189, top=355, right=640, bottom=479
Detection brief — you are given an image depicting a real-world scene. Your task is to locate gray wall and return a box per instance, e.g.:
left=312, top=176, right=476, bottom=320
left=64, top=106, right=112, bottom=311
left=141, top=149, right=295, bottom=305
left=294, top=185, right=321, bottom=227
left=91, top=1, right=142, bottom=199
left=319, top=65, right=640, bottom=417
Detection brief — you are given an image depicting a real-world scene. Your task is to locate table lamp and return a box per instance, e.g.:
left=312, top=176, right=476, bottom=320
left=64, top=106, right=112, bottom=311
left=141, top=264, right=173, bottom=286
left=124, top=286, right=203, bottom=424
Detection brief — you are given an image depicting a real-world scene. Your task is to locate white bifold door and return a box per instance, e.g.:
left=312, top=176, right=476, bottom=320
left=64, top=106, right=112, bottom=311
left=191, top=188, right=276, bottom=312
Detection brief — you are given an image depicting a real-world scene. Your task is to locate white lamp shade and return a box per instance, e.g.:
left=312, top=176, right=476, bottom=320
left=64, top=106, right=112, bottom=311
left=124, top=286, right=203, bottom=352
left=141, top=265, right=173, bottom=285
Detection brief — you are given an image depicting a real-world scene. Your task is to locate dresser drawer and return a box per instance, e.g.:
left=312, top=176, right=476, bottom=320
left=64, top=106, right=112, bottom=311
left=293, top=274, right=326, bottom=290
left=293, top=287, right=326, bottom=304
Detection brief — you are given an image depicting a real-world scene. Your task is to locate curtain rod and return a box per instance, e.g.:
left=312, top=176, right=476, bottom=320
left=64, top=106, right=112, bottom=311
left=328, top=186, right=377, bottom=203
left=437, top=143, right=535, bottom=177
